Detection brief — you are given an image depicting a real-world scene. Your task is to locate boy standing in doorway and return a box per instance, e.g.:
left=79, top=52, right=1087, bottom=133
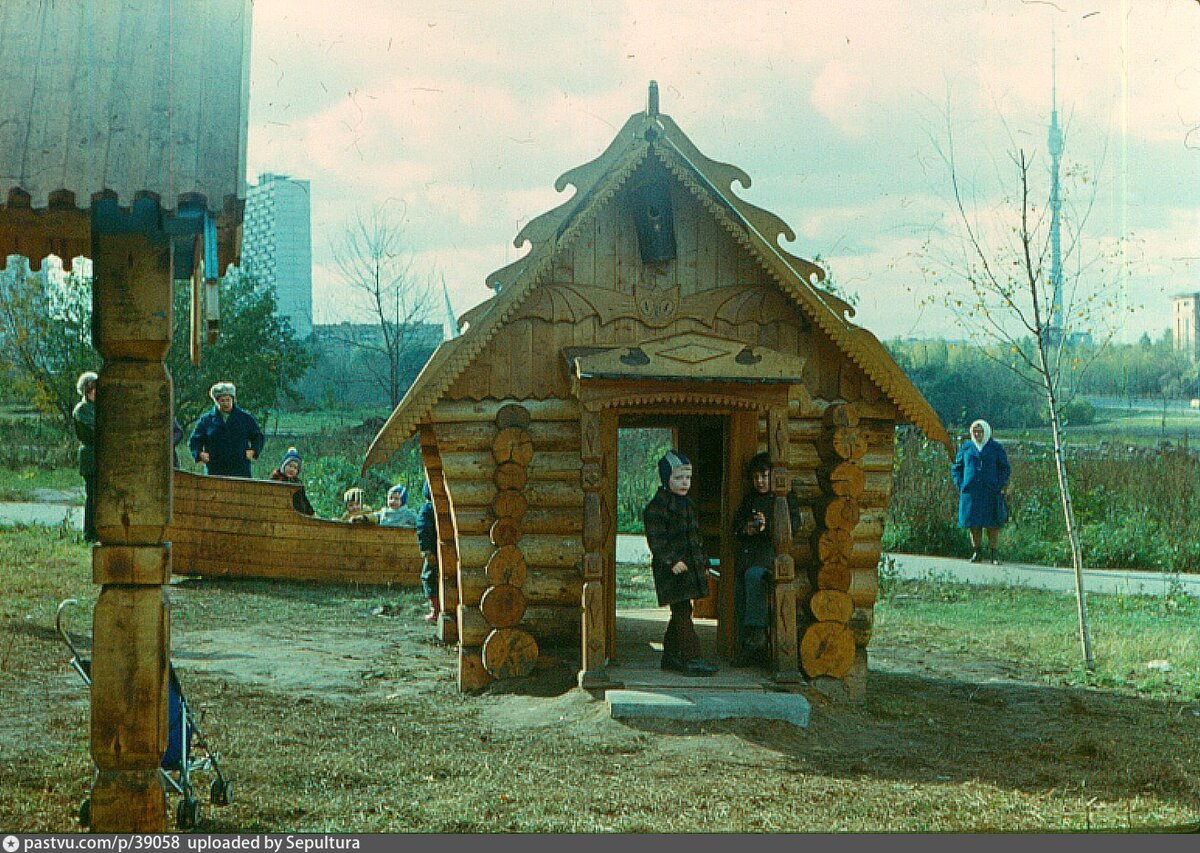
left=642, top=450, right=718, bottom=677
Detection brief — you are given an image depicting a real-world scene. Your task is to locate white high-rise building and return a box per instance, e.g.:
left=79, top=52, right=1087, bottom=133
left=241, top=173, right=313, bottom=339
left=1173, top=293, right=1200, bottom=360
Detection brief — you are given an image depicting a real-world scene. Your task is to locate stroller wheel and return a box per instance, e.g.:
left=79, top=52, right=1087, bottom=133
left=210, top=778, right=233, bottom=806
left=176, top=797, right=201, bottom=830
left=78, top=797, right=92, bottom=828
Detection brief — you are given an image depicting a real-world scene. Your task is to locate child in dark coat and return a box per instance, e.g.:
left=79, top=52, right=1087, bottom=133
left=269, top=446, right=315, bottom=516
left=416, top=480, right=439, bottom=624
left=731, top=451, right=801, bottom=665
left=642, top=450, right=717, bottom=677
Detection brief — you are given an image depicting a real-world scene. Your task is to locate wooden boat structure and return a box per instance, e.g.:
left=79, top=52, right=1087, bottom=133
left=169, top=469, right=423, bottom=585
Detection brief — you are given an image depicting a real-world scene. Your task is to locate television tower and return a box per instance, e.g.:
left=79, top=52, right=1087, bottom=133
left=1047, top=40, right=1064, bottom=345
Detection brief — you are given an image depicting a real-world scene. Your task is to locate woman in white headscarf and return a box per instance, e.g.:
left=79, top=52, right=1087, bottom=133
left=951, top=419, right=1011, bottom=563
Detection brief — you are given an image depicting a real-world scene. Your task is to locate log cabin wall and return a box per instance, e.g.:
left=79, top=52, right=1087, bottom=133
left=755, top=379, right=898, bottom=700
left=425, top=399, right=584, bottom=691
left=363, top=102, right=951, bottom=697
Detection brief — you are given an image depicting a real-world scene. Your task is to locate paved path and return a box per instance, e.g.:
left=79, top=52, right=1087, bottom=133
left=3, top=506, right=1195, bottom=599
left=0, top=501, right=82, bottom=528
left=885, top=552, right=1200, bottom=598
left=615, top=534, right=1200, bottom=599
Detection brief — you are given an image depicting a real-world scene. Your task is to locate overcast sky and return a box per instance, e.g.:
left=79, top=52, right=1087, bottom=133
left=244, top=0, right=1200, bottom=343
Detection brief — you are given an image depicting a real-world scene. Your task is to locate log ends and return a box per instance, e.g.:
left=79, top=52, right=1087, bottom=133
left=482, top=628, right=539, bottom=679
left=480, top=583, right=526, bottom=628
left=800, top=621, right=856, bottom=679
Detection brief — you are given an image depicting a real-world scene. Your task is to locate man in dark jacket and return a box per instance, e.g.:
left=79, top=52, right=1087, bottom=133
left=642, top=450, right=717, bottom=677
left=188, top=381, right=265, bottom=478
left=416, top=479, right=439, bottom=624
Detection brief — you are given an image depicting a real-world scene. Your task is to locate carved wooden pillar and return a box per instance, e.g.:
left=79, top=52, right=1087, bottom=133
left=417, top=424, right=459, bottom=644
left=767, top=404, right=802, bottom=682
left=88, top=196, right=173, bottom=832
left=578, top=406, right=609, bottom=688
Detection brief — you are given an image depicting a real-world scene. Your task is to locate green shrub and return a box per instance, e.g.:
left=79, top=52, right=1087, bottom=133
left=1058, top=398, right=1096, bottom=426
left=884, top=430, right=1200, bottom=573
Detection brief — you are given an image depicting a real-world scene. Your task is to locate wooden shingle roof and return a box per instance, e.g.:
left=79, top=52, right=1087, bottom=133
left=364, top=102, right=949, bottom=470
left=0, top=0, right=252, bottom=268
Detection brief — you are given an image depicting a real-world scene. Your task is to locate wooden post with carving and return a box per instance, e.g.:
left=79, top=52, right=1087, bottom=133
left=767, top=404, right=802, bottom=682
left=418, top=424, right=459, bottom=644
left=578, top=406, right=609, bottom=688
left=88, top=196, right=173, bottom=832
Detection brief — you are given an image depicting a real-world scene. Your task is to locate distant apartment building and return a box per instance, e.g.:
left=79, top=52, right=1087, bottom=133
left=241, top=173, right=313, bottom=339
left=1172, top=293, right=1200, bottom=359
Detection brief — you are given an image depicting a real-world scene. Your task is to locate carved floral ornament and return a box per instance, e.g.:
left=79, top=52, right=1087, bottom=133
left=576, top=386, right=788, bottom=413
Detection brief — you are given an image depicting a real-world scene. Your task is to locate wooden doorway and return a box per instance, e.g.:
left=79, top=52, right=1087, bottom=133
left=608, top=409, right=756, bottom=667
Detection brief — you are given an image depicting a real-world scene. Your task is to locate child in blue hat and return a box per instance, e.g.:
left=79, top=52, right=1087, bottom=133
left=642, top=450, right=717, bottom=677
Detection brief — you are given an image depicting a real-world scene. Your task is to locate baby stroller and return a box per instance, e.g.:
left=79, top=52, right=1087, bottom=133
left=57, top=599, right=233, bottom=830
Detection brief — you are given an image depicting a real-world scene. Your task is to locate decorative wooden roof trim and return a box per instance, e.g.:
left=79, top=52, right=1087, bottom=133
left=362, top=133, right=651, bottom=471
left=364, top=104, right=951, bottom=470
left=576, top=387, right=784, bottom=413
left=651, top=138, right=950, bottom=451
left=0, top=189, right=245, bottom=219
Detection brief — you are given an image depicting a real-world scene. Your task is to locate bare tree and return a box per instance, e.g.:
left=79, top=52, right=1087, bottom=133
left=921, top=108, right=1133, bottom=673
left=327, top=206, right=437, bottom=409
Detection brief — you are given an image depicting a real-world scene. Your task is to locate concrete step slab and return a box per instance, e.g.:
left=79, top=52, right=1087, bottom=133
left=607, top=688, right=810, bottom=727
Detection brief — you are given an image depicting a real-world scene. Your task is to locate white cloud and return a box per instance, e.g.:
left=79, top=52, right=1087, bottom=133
left=246, top=0, right=1200, bottom=342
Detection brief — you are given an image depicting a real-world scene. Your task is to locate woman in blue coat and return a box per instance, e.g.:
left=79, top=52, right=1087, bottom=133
left=951, top=419, right=1011, bottom=564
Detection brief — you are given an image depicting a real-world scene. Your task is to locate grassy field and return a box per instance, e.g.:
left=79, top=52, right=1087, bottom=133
left=876, top=560, right=1200, bottom=700
left=0, top=466, right=81, bottom=501
left=1004, top=405, right=1200, bottom=447
left=1, top=526, right=1197, bottom=833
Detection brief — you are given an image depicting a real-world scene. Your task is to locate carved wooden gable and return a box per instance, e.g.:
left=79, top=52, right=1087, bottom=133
left=364, top=99, right=949, bottom=472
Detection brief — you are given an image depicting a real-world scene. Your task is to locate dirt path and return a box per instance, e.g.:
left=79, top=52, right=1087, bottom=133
left=7, top=577, right=1199, bottom=832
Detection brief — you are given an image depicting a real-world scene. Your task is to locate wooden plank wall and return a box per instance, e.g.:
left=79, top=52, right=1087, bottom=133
left=444, top=171, right=834, bottom=405
left=169, top=470, right=423, bottom=584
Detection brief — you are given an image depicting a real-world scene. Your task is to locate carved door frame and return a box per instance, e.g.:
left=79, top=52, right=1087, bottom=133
left=575, top=379, right=789, bottom=687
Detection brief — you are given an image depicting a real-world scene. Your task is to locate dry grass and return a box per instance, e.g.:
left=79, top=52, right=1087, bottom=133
left=1, top=527, right=1198, bottom=833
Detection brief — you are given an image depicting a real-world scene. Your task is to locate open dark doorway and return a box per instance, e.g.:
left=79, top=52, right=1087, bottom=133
left=608, top=413, right=746, bottom=684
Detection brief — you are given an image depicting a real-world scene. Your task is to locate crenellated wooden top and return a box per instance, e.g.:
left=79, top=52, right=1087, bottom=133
left=0, top=0, right=252, bottom=271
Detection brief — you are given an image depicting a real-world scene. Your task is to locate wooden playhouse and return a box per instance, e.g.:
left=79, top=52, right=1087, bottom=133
left=364, top=86, right=951, bottom=697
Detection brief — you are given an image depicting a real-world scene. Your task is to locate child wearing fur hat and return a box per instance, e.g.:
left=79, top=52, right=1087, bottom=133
left=188, top=381, right=265, bottom=478
left=351, top=484, right=418, bottom=528
left=269, top=447, right=314, bottom=516
left=642, top=450, right=718, bottom=677
left=730, top=451, right=801, bottom=666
